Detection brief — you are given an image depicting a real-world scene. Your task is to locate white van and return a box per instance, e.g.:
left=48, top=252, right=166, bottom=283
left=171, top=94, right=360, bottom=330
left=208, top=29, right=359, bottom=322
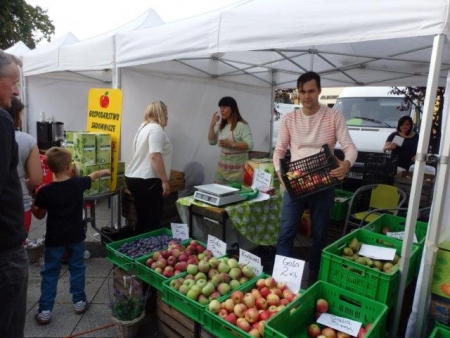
left=334, top=87, right=414, bottom=153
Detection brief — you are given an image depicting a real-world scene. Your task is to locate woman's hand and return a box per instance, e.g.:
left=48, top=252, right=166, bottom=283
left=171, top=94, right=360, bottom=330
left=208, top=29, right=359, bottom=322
left=210, top=112, right=220, bottom=127
left=384, top=142, right=397, bottom=151
left=218, top=138, right=232, bottom=148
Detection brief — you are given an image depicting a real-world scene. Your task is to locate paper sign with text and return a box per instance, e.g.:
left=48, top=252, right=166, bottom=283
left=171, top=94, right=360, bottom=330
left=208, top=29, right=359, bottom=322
left=317, top=313, right=362, bottom=336
left=252, top=169, right=272, bottom=189
left=239, top=249, right=263, bottom=276
left=392, top=135, right=404, bottom=146
left=207, top=235, right=227, bottom=257
left=272, top=255, right=304, bottom=293
left=358, top=244, right=396, bottom=261
left=170, top=223, right=189, bottom=241
left=387, top=231, right=418, bottom=243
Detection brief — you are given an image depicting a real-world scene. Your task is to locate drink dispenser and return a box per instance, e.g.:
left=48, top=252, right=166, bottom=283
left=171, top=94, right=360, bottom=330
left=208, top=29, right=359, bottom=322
left=52, top=122, right=64, bottom=146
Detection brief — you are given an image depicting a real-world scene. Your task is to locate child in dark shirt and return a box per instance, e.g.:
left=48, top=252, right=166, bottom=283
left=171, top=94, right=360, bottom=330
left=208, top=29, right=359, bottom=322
left=32, top=147, right=110, bottom=325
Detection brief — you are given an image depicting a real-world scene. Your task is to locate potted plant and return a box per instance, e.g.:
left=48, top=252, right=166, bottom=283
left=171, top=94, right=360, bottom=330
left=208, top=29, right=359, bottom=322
left=109, top=274, right=149, bottom=338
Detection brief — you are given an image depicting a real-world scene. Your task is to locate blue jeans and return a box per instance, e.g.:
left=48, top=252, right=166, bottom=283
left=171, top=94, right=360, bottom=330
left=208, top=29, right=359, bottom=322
left=0, top=246, right=28, bottom=338
left=39, top=241, right=86, bottom=311
left=276, top=188, right=334, bottom=272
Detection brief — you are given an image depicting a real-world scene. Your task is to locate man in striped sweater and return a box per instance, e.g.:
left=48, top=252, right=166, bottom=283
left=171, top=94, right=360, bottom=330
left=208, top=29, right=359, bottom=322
left=273, top=71, right=357, bottom=286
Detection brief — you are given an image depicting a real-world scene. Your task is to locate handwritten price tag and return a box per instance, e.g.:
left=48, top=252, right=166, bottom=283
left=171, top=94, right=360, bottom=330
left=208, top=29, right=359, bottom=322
left=239, top=248, right=263, bottom=276
left=272, top=255, right=305, bottom=293
left=170, top=223, right=189, bottom=241
left=317, top=313, right=362, bottom=336
left=252, top=168, right=272, bottom=189
left=207, top=235, right=227, bottom=257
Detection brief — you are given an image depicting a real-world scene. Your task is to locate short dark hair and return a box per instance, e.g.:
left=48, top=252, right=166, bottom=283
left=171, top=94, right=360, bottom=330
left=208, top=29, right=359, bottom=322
left=297, top=71, right=321, bottom=91
left=218, top=96, right=246, bottom=131
left=397, top=116, right=414, bottom=135
left=46, top=147, right=72, bottom=174
left=5, top=96, right=24, bottom=129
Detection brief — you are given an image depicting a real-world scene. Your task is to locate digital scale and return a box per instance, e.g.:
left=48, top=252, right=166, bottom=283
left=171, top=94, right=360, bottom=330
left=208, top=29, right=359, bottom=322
left=193, top=184, right=245, bottom=207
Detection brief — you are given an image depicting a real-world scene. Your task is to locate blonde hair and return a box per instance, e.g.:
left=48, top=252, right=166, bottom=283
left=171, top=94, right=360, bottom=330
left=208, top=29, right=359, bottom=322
left=46, top=147, right=72, bottom=174
left=144, top=101, right=168, bottom=128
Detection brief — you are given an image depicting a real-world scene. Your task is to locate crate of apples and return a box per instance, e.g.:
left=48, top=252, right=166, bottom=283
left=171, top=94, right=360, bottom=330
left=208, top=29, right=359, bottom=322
left=204, top=274, right=301, bottom=337
left=162, top=256, right=257, bottom=325
left=135, top=239, right=210, bottom=291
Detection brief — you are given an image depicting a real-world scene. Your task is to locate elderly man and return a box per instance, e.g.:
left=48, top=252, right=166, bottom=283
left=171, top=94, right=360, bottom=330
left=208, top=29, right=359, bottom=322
left=0, top=49, right=28, bottom=338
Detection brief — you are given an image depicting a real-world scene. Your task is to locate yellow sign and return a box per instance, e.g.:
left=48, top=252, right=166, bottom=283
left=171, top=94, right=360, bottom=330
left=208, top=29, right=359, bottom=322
left=87, top=88, right=123, bottom=190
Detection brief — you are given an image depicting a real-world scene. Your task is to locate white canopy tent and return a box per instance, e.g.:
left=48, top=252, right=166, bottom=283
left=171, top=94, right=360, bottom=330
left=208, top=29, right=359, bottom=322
left=22, top=9, right=164, bottom=139
left=18, top=0, right=450, bottom=335
left=115, top=1, right=450, bottom=336
left=5, top=41, right=30, bottom=57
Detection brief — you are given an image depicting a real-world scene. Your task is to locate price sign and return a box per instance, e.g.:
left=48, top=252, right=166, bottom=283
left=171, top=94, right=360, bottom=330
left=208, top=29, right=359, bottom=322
left=386, top=231, right=418, bottom=243
left=170, top=223, right=189, bottom=241
left=252, top=168, right=272, bottom=189
left=239, top=248, right=263, bottom=276
left=272, top=255, right=304, bottom=293
left=358, top=244, right=396, bottom=261
left=207, top=235, right=227, bottom=257
left=317, top=313, right=362, bottom=336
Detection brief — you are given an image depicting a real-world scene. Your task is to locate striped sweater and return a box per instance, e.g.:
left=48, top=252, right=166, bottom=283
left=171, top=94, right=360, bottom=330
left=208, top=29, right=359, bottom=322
left=273, top=105, right=358, bottom=171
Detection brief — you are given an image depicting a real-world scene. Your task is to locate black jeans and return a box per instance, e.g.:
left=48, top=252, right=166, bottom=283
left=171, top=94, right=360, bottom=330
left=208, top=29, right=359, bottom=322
left=125, top=177, right=164, bottom=234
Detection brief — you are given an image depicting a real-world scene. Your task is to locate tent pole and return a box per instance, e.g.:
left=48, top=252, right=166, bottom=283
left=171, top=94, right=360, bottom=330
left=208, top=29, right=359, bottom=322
left=269, top=70, right=276, bottom=156
left=391, top=34, right=445, bottom=338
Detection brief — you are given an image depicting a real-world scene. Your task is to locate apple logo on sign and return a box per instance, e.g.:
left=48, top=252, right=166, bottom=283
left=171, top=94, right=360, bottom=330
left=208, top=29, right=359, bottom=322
left=100, top=91, right=109, bottom=108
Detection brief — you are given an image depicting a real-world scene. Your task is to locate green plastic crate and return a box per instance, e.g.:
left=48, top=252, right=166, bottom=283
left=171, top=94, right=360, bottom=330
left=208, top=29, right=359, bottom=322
left=430, top=323, right=450, bottom=338
left=162, top=268, right=259, bottom=325
left=330, top=189, right=353, bottom=221
left=319, top=228, right=419, bottom=308
left=203, top=274, right=298, bottom=338
left=264, top=281, right=388, bottom=338
left=134, top=240, right=206, bottom=291
left=363, top=214, right=428, bottom=275
left=106, top=228, right=173, bottom=271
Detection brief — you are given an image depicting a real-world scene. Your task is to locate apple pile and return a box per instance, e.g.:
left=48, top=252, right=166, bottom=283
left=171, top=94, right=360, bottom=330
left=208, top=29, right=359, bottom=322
left=285, top=168, right=332, bottom=195
left=208, top=276, right=300, bottom=338
left=145, top=239, right=211, bottom=278
left=168, top=257, right=256, bottom=306
left=341, top=237, right=401, bottom=274
left=306, top=298, right=373, bottom=338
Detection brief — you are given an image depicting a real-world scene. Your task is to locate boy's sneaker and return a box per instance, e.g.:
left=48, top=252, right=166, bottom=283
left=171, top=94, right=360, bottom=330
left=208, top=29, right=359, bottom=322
left=35, top=310, right=52, bottom=325
left=74, top=300, right=89, bottom=314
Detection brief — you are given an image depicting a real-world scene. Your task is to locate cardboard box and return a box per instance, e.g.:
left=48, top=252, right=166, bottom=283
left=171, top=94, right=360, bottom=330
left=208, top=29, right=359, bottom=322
left=98, top=163, right=111, bottom=193
left=95, top=133, right=112, bottom=164
left=243, top=158, right=279, bottom=188
left=432, top=241, right=450, bottom=299
left=73, top=132, right=96, bottom=165
left=73, top=162, right=100, bottom=196
left=65, top=130, right=86, bottom=156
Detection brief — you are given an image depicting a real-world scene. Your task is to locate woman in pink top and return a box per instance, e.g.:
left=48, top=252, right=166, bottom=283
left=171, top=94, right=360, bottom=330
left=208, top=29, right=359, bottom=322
left=273, top=71, right=357, bottom=286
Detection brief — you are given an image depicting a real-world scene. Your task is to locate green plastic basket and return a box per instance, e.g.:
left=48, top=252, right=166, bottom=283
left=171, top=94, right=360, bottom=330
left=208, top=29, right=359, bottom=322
left=134, top=240, right=206, bottom=291
left=363, top=214, right=428, bottom=275
left=430, top=323, right=450, bottom=338
left=319, top=228, right=419, bottom=308
left=330, top=189, right=353, bottom=221
left=106, top=228, right=174, bottom=271
left=162, top=268, right=259, bottom=325
left=264, top=281, right=388, bottom=338
left=203, top=274, right=298, bottom=338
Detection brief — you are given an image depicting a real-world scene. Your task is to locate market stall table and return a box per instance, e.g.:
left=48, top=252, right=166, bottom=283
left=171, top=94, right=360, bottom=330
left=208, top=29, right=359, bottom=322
left=83, top=189, right=121, bottom=243
left=176, top=194, right=282, bottom=248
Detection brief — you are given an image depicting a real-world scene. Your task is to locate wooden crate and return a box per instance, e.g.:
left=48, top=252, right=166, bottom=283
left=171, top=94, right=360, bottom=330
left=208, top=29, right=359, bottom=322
left=394, top=172, right=435, bottom=208
left=156, top=291, right=197, bottom=338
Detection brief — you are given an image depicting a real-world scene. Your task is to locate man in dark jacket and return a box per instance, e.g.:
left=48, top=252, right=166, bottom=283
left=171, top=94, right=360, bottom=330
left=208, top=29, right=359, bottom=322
left=0, top=49, right=28, bottom=338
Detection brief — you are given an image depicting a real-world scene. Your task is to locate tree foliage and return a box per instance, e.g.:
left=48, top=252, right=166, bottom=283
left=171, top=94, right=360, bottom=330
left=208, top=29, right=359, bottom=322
left=0, top=0, right=55, bottom=50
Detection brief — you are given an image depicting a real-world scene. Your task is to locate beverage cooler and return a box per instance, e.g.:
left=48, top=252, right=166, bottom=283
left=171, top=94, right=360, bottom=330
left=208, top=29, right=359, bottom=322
left=36, top=121, right=64, bottom=150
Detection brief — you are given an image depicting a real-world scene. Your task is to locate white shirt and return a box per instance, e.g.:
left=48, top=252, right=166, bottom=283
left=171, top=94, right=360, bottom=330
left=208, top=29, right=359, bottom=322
left=126, top=122, right=173, bottom=179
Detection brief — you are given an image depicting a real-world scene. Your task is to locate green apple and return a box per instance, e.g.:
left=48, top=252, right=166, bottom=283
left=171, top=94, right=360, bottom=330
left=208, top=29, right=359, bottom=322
left=183, top=279, right=195, bottom=289
left=202, top=282, right=215, bottom=297
left=217, top=282, right=231, bottom=295
left=227, top=258, right=239, bottom=269
left=218, top=262, right=230, bottom=274
left=194, top=272, right=207, bottom=281
left=229, top=279, right=241, bottom=290
left=196, top=279, right=207, bottom=288
left=186, top=264, right=198, bottom=275
left=186, top=288, right=200, bottom=300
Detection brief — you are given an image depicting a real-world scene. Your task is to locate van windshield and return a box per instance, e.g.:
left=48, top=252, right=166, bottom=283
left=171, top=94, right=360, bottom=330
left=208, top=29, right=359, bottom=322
left=333, top=97, right=406, bottom=128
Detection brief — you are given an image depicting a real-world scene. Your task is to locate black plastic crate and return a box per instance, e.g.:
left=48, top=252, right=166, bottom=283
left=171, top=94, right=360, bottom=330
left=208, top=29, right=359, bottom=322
left=280, top=144, right=340, bottom=199
left=363, top=153, right=398, bottom=185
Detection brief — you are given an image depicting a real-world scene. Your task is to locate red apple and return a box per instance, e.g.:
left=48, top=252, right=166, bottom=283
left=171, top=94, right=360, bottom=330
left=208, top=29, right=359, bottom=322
left=271, top=288, right=283, bottom=298
left=266, top=293, right=280, bottom=306
left=248, top=328, right=261, bottom=337
left=257, top=320, right=266, bottom=336
left=276, top=281, right=288, bottom=291
left=224, top=313, right=237, bottom=325
left=222, top=298, right=235, bottom=312
left=260, top=287, right=271, bottom=299
left=256, top=278, right=266, bottom=290
left=316, top=299, right=328, bottom=313
left=251, top=289, right=262, bottom=299
left=243, top=293, right=256, bottom=308
left=236, top=318, right=251, bottom=332
left=99, top=92, right=109, bottom=108
left=218, top=308, right=228, bottom=318
left=255, top=297, right=268, bottom=310
left=234, top=303, right=248, bottom=318
left=244, top=307, right=259, bottom=323
left=357, top=328, right=367, bottom=338
left=231, top=290, right=244, bottom=304
left=322, top=327, right=337, bottom=338
left=265, top=277, right=277, bottom=289
left=307, top=323, right=322, bottom=338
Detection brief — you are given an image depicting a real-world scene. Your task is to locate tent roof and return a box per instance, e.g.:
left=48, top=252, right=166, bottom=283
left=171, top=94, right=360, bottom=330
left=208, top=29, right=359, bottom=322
left=116, top=0, right=450, bottom=87
left=5, top=41, right=30, bottom=57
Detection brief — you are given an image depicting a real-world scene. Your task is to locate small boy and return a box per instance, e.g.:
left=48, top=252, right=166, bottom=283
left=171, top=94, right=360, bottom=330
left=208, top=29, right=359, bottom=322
left=32, top=147, right=110, bottom=325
